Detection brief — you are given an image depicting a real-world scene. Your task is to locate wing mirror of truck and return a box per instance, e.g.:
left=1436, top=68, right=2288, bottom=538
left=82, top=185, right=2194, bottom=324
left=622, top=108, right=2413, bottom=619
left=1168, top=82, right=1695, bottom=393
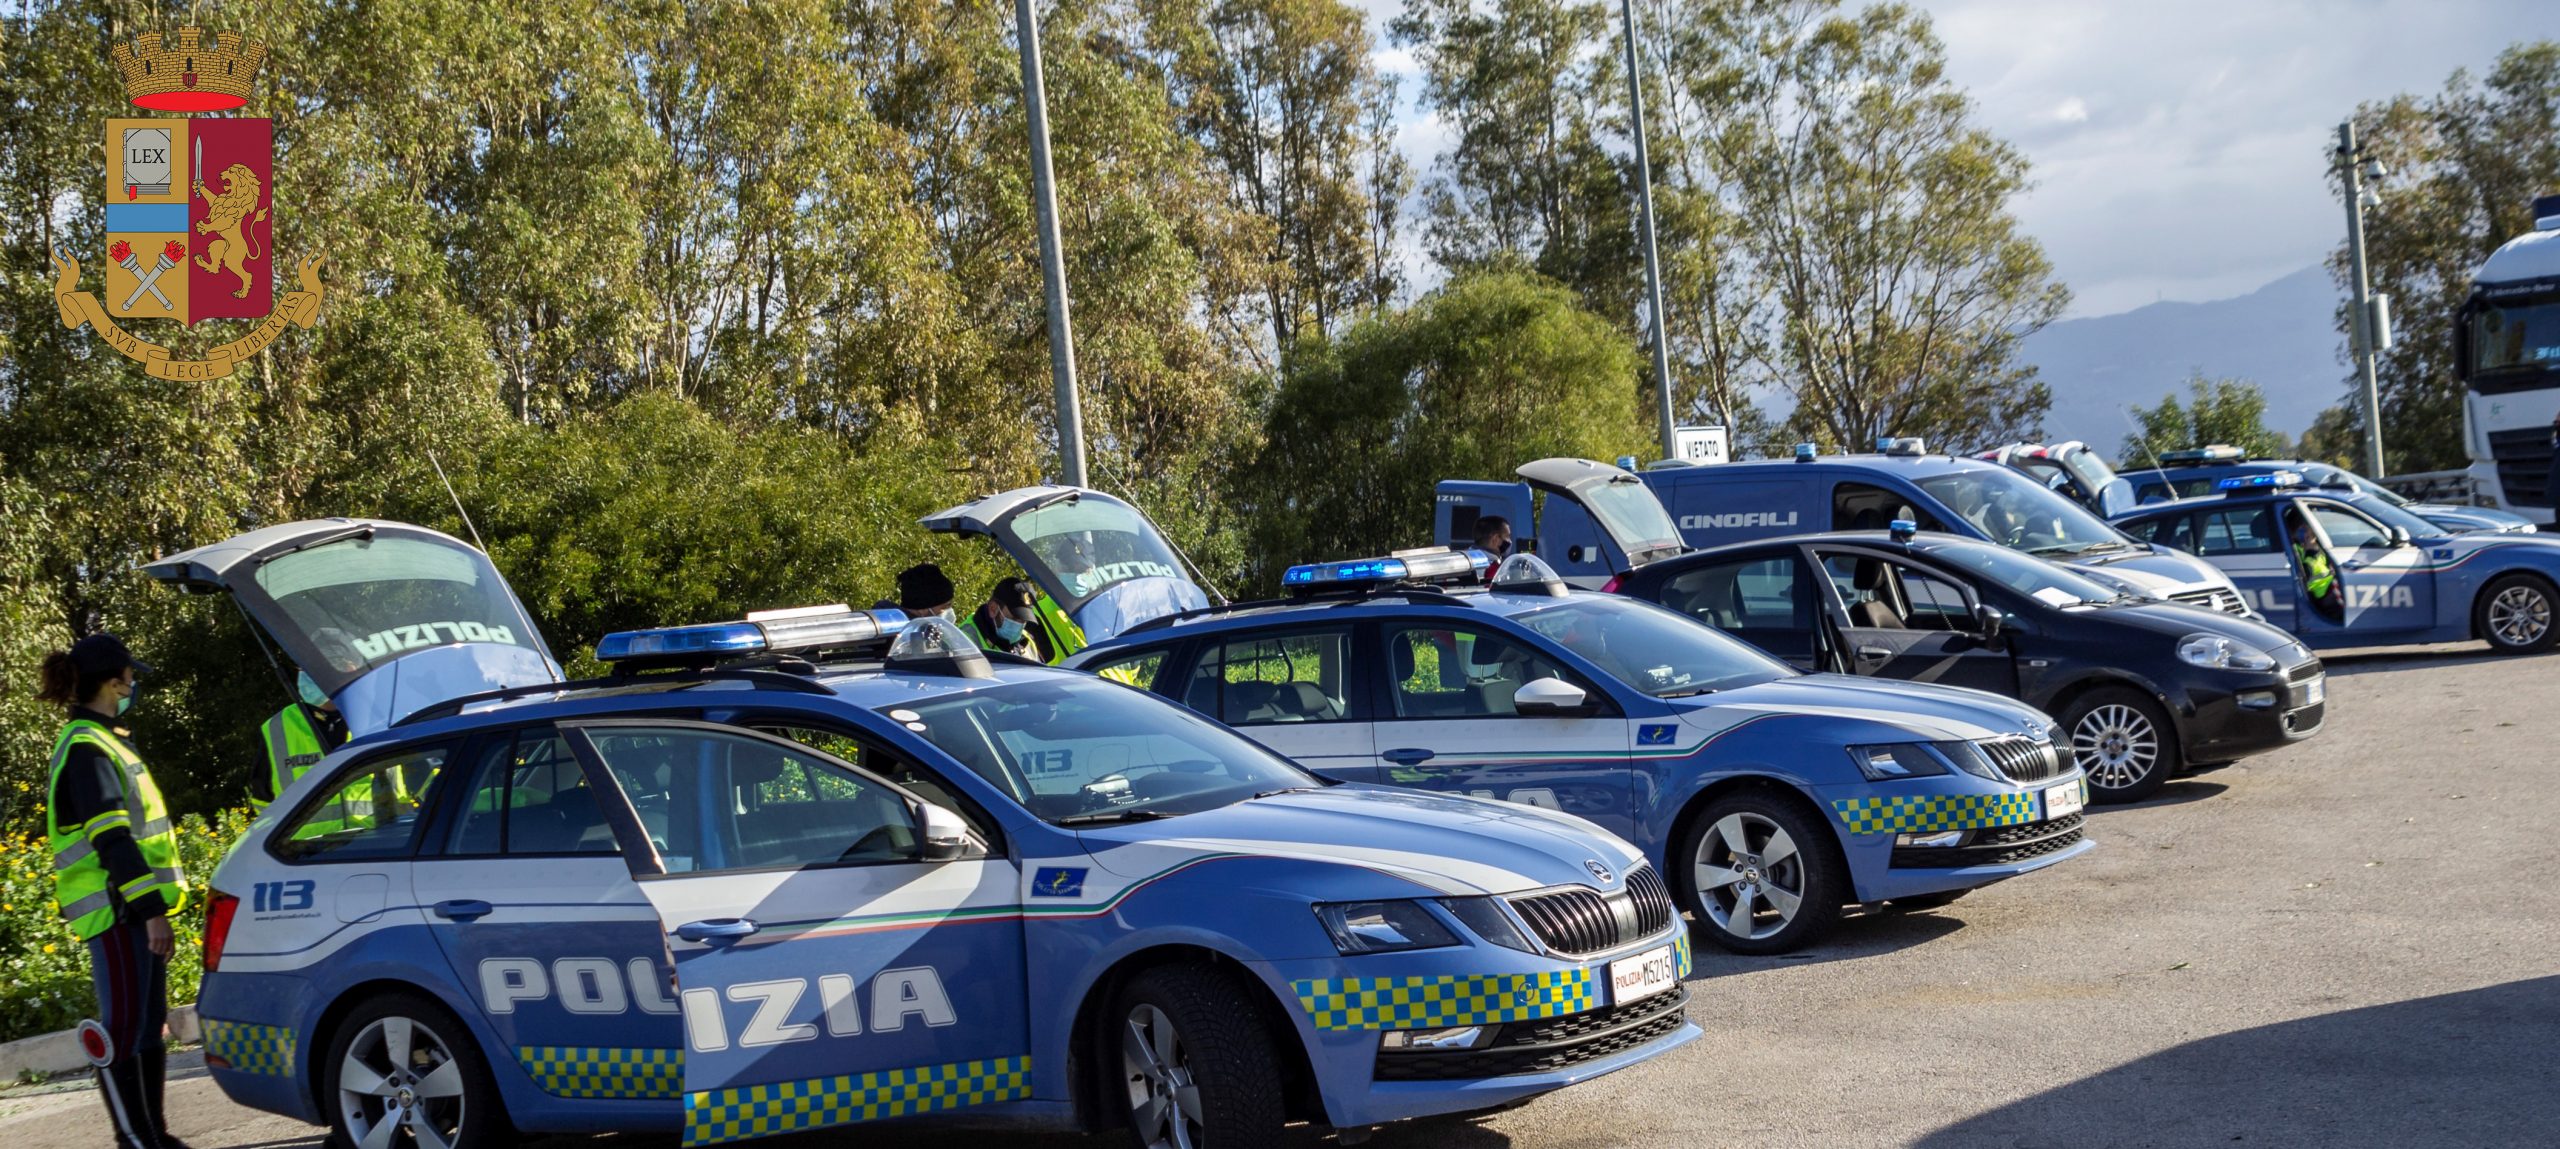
left=918, top=802, right=981, bottom=863
left=1513, top=677, right=1596, bottom=718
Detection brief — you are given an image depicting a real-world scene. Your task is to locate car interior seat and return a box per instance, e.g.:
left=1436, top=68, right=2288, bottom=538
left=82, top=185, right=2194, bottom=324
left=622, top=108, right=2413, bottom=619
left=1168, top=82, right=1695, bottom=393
left=1849, top=560, right=1906, bottom=629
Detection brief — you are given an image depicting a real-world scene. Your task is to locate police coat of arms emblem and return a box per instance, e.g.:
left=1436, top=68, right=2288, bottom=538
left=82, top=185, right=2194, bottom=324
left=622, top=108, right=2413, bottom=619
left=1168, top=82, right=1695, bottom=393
left=48, top=26, right=323, bottom=380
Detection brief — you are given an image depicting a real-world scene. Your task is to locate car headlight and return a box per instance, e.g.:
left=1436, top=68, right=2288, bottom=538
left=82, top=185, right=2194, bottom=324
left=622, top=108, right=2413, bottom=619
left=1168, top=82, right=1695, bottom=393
left=1314, top=900, right=1461, bottom=955
left=1435, top=896, right=1537, bottom=953
left=2178, top=633, right=2277, bottom=671
left=1847, top=742, right=1953, bottom=781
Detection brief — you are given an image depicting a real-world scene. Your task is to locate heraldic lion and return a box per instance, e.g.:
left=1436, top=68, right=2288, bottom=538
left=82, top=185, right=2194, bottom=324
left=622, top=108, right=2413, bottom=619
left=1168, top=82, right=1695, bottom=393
left=192, top=163, right=267, bottom=298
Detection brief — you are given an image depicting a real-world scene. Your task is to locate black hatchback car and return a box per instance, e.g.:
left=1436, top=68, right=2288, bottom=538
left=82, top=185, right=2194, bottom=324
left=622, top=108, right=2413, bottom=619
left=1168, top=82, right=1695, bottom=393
left=1616, top=529, right=2327, bottom=801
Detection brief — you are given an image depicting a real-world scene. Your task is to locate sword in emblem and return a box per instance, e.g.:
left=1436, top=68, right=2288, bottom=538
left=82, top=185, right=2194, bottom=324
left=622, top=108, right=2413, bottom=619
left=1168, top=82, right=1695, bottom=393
left=118, top=252, right=176, bottom=312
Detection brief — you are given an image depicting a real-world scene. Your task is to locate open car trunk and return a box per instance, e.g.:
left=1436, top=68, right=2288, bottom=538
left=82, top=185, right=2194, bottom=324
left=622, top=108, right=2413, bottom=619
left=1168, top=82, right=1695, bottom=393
left=1515, top=457, right=1691, bottom=573
left=920, top=487, right=1208, bottom=643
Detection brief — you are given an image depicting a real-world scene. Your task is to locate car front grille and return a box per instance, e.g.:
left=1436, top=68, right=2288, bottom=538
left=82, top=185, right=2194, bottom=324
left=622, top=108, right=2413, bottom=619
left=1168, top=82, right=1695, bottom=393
left=2172, top=587, right=2252, bottom=615
left=1372, top=986, right=1689, bottom=1081
left=2488, top=427, right=2552, bottom=508
left=2285, top=656, right=2324, bottom=683
left=1506, top=865, right=1675, bottom=957
left=2285, top=701, right=2325, bottom=734
left=1890, top=813, right=2084, bottom=868
left=1977, top=736, right=2067, bottom=784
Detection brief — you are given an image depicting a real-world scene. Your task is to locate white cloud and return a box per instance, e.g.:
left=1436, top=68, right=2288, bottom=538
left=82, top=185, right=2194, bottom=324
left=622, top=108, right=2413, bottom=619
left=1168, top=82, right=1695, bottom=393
left=2049, top=96, right=2089, bottom=123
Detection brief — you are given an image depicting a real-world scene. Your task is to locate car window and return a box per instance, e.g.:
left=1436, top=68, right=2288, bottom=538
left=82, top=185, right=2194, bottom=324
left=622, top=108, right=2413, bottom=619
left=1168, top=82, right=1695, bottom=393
left=1082, top=647, right=1171, bottom=692
left=2310, top=504, right=2390, bottom=549
left=447, top=730, right=620, bottom=856
left=757, top=724, right=998, bottom=844
left=1385, top=624, right=1576, bottom=718
left=1510, top=596, right=1794, bottom=695
left=275, top=743, right=449, bottom=861
left=2118, top=516, right=2166, bottom=544
left=2197, top=507, right=2279, bottom=555
left=1896, top=568, right=1973, bottom=628
left=1822, top=555, right=1976, bottom=631
left=1183, top=629, right=1356, bottom=725
left=581, top=727, right=922, bottom=874
left=1657, top=555, right=1810, bottom=634
left=1914, top=470, right=2127, bottom=555
left=1831, top=482, right=1944, bottom=533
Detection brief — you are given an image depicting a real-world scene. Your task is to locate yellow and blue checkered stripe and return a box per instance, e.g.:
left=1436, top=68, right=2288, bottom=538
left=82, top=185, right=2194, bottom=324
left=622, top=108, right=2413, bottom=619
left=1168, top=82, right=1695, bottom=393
left=202, top=1019, right=295, bottom=1076
left=1673, top=930, right=1693, bottom=976
left=683, top=1055, right=1030, bottom=1147
left=518, top=1046, right=682, bottom=1099
left=1832, top=791, right=2042, bottom=835
left=1292, top=969, right=1597, bottom=1031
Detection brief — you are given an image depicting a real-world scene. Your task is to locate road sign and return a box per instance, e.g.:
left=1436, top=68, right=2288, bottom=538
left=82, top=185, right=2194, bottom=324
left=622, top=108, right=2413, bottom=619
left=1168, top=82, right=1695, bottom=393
left=1672, top=425, right=1729, bottom=465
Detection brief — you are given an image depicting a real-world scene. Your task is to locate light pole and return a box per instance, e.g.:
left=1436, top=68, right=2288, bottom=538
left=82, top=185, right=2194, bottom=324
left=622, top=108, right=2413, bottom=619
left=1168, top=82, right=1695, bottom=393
left=1619, top=0, right=1678, bottom=464
left=2335, top=120, right=2389, bottom=478
left=1017, top=0, right=1087, bottom=487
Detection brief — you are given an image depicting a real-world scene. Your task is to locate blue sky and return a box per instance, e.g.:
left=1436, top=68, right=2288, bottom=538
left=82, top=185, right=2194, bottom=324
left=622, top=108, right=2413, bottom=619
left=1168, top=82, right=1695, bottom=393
left=1352, top=0, right=2548, bottom=317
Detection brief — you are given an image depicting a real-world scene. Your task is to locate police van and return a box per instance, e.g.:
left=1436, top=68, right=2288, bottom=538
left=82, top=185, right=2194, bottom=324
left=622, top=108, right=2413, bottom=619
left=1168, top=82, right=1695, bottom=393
left=1066, top=552, right=2094, bottom=955
left=1441, top=444, right=2253, bottom=615
left=158, top=521, right=1697, bottom=1149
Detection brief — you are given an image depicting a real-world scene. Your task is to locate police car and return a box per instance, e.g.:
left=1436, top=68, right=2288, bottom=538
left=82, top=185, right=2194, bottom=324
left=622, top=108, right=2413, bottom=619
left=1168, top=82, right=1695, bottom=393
left=1064, top=552, right=2094, bottom=955
left=2110, top=446, right=2536, bottom=536
left=1439, top=446, right=2255, bottom=617
left=160, top=522, right=1698, bottom=1149
left=2111, top=473, right=2560, bottom=654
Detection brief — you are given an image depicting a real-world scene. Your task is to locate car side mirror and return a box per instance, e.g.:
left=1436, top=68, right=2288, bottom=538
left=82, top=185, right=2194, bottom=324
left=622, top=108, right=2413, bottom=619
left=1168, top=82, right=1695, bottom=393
left=918, top=803, right=978, bottom=863
left=2387, top=525, right=2413, bottom=547
left=1512, top=678, right=1594, bottom=717
left=1973, top=603, right=2007, bottom=641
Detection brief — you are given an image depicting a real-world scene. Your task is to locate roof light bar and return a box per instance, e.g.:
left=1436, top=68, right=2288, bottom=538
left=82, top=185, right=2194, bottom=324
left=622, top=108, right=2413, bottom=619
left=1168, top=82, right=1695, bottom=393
left=2215, top=471, right=2302, bottom=492
left=1889, top=518, right=1918, bottom=542
left=2162, top=445, right=2246, bottom=465
left=1489, top=553, right=1568, bottom=597
left=1794, top=443, right=1818, bottom=462
left=1879, top=437, right=1928, bottom=457
left=1282, top=547, right=1488, bottom=592
left=596, top=605, right=911, bottom=666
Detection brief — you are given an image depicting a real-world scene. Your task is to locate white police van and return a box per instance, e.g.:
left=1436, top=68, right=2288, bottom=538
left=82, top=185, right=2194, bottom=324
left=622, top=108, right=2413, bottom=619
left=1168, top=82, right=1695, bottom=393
left=160, top=521, right=1697, bottom=1149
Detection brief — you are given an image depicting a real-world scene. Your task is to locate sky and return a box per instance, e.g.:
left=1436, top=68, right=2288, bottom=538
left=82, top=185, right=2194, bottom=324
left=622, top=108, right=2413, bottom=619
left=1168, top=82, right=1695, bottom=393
left=1352, top=0, right=2549, bottom=318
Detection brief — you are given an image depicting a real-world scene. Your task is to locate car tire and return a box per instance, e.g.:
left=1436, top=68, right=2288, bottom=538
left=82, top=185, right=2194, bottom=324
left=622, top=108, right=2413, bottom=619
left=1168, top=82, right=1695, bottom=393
left=1676, top=790, right=1846, bottom=955
left=1111, top=965, right=1286, bottom=1149
left=2062, top=687, right=2178, bottom=802
left=321, top=990, right=510, bottom=1149
left=2476, top=573, right=2559, bottom=654
left=1885, top=889, right=1972, bottom=910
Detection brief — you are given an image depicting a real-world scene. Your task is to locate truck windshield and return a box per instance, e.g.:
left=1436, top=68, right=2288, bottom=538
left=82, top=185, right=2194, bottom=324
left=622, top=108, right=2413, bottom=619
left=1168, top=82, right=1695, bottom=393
left=1578, top=477, right=1686, bottom=566
left=1508, top=596, right=1791, bottom=697
left=1915, top=469, right=2131, bottom=556
left=896, top=677, right=1318, bottom=825
left=2470, top=296, right=2560, bottom=378
left=1000, top=494, right=1189, bottom=610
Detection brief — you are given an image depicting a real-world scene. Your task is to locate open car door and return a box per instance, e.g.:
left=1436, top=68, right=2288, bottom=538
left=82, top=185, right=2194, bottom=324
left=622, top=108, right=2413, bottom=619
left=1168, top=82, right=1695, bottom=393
left=145, top=519, right=563, bottom=734
left=920, top=487, right=1208, bottom=645
left=1516, top=458, right=1690, bottom=586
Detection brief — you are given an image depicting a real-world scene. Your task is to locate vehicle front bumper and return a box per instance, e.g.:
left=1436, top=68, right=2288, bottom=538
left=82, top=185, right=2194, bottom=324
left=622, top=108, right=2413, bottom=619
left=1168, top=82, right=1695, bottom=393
left=1252, top=928, right=1698, bottom=1129
left=1817, top=771, right=2096, bottom=902
left=2171, top=659, right=2327, bottom=763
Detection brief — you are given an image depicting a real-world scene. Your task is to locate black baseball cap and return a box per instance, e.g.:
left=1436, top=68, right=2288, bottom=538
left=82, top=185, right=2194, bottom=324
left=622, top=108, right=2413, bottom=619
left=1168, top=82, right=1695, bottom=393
left=993, top=577, right=1040, bottom=623
left=70, top=633, right=151, bottom=678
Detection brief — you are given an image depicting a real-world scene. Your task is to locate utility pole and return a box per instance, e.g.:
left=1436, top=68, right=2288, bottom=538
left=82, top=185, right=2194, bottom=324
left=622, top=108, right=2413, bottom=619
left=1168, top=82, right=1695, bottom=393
left=1017, top=0, right=1087, bottom=487
left=2337, top=120, right=2386, bottom=478
left=1620, top=0, right=1678, bottom=464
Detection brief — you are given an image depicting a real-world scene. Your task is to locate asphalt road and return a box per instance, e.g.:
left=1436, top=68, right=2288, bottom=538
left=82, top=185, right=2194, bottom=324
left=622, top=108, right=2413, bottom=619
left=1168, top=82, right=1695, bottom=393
left=7, top=642, right=2556, bottom=1148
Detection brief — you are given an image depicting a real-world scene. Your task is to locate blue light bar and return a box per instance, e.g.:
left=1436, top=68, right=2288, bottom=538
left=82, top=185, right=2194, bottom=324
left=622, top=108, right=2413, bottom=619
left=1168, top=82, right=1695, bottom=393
left=1889, top=518, right=1918, bottom=541
left=1283, top=548, right=1484, bottom=591
left=595, top=606, right=911, bottom=665
left=595, top=621, right=766, bottom=663
left=2215, top=471, right=2302, bottom=492
left=1794, top=443, right=1818, bottom=462
left=1615, top=455, right=1640, bottom=471
left=2163, top=445, right=2246, bottom=465
left=1284, top=556, right=1410, bottom=587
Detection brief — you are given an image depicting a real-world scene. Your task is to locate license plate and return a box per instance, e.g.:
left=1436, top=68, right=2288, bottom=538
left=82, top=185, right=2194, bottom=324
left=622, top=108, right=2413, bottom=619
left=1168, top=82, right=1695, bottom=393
left=2044, top=781, right=2085, bottom=820
left=2303, top=677, right=2325, bottom=707
left=1607, top=944, right=1679, bottom=1006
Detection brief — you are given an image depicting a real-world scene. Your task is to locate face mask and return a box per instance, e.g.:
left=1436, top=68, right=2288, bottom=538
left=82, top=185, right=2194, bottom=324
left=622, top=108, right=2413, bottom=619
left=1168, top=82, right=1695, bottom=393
left=115, top=680, right=136, bottom=716
left=995, top=618, right=1027, bottom=645
left=298, top=670, right=330, bottom=707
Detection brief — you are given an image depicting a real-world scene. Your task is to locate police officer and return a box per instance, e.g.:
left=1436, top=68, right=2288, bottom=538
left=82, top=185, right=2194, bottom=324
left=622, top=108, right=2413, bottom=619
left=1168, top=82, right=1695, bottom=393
left=2291, top=513, right=2341, bottom=620
left=252, top=667, right=347, bottom=814
left=37, top=633, right=188, bottom=1149
left=1473, top=516, right=1515, bottom=560
left=964, top=577, right=1046, bottom=660
left=896, top=562, right=957, bottom=620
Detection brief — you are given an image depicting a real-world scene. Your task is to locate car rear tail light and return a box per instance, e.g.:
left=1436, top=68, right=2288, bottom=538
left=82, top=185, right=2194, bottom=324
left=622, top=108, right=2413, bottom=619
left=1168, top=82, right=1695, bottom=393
left=202, top=890, right=239, bottom=973
left=1600, top=574, right=1625, bottom=595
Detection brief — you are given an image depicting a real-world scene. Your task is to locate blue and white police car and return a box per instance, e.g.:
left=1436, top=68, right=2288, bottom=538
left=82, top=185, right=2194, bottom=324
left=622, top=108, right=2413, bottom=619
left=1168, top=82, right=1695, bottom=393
left=2112, top=473, right=2560, bottom=654
left=156, top=522, right=1698, bottom=1149
left=1065, top=551, right=2095, bottom=955
left=2111, top=446, right=2537, bottom=535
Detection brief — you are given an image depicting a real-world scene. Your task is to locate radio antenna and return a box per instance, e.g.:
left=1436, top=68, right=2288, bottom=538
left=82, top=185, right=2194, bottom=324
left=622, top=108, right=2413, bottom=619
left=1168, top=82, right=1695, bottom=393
left=427, top=450, right=488, bottom=554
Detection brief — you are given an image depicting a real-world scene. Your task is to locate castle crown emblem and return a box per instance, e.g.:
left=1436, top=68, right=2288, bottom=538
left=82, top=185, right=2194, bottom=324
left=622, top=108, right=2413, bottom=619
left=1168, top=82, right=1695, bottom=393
left=110, top=28, right=265, bottom=112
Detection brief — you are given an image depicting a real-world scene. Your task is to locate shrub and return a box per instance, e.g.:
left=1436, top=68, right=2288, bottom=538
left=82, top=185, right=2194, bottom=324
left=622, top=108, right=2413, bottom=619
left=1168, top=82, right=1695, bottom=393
left=0, top=806, right=253, bottom=1044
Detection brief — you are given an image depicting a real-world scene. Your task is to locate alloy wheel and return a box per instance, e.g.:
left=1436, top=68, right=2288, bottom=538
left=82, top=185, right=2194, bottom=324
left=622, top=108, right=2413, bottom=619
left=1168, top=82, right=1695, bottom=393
left=1691, top=812, right=1805, bottom=941
left=337, top=1015, right=466, bottom=1149
left=2488, top=584, right=2551, bottom=648
left=1123, top=1003, right=1205, bottom=1149
left=2072, top=704, right=2159, bottom=791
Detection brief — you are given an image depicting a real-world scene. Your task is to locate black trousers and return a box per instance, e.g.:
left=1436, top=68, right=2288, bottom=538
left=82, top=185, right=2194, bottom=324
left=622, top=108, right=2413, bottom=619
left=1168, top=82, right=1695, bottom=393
left=86, top=916, right=170, bottom=1147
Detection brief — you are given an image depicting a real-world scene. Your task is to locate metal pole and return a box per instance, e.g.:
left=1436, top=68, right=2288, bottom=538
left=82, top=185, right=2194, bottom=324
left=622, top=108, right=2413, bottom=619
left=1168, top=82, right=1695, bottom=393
left=1018, top=0, right=1087, bottom=487
left=1621, top=0, right=1678, bottom=463
left=2339, top=121, right=2385, bottom=478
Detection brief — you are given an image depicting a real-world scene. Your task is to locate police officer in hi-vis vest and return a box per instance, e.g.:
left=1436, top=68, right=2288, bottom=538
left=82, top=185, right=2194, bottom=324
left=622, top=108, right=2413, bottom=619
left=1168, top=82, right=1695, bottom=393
left=39, top=633, right=189, bottom=1149
left=251, top=668, right=347, bottom=814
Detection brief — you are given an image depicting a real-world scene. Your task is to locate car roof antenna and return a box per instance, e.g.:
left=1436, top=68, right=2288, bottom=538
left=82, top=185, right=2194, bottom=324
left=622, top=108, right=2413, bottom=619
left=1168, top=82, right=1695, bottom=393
left=2118, top=404, right=2174, bottom=494
left=428, top=449, right=490, bottom=556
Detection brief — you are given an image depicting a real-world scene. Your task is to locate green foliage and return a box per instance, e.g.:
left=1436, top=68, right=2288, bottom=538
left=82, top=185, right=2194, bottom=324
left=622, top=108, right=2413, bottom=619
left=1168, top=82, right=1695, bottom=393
left=2119, top=375, right=2292, bottom=467
left=2296, top=405, right=2365, bottom=470
left=2341, top=41, right=2560, bottom=473
left=0, top=806, right=251, bottom=1044
left=1242, top=271, right=1642, bottom=589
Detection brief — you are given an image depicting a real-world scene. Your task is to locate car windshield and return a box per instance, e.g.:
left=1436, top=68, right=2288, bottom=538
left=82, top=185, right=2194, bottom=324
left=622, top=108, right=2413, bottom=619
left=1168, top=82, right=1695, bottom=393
left=893, top=677, right=1318, bottom=825
left=1916, top=469, right=2131, bottom=556
left=1506, top=595, right=1792, bottom=697
left=1922, top=541, right=2124, bottom=608
left=2299, top=464, right=2416, bottom=508
left=1579, top=476, right=1686, bottom=565
left=2341, top=493, right=2443, bottom=539
left=1000, top=494, right=1189, bottom=610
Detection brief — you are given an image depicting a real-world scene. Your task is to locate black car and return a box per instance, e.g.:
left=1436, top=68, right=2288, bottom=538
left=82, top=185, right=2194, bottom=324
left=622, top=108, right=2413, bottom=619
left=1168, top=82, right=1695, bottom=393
left=1616, top=529, right=2327, bottom=801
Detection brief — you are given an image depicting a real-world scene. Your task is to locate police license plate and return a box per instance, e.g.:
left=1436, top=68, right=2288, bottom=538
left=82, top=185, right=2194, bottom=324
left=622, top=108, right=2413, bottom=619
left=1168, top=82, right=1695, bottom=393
left=2303, top=677, right=2325, bottom=707
left=2043, top=781, right=2085, bottom=820
left=1607, top=944, right=1679, bottom=1006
